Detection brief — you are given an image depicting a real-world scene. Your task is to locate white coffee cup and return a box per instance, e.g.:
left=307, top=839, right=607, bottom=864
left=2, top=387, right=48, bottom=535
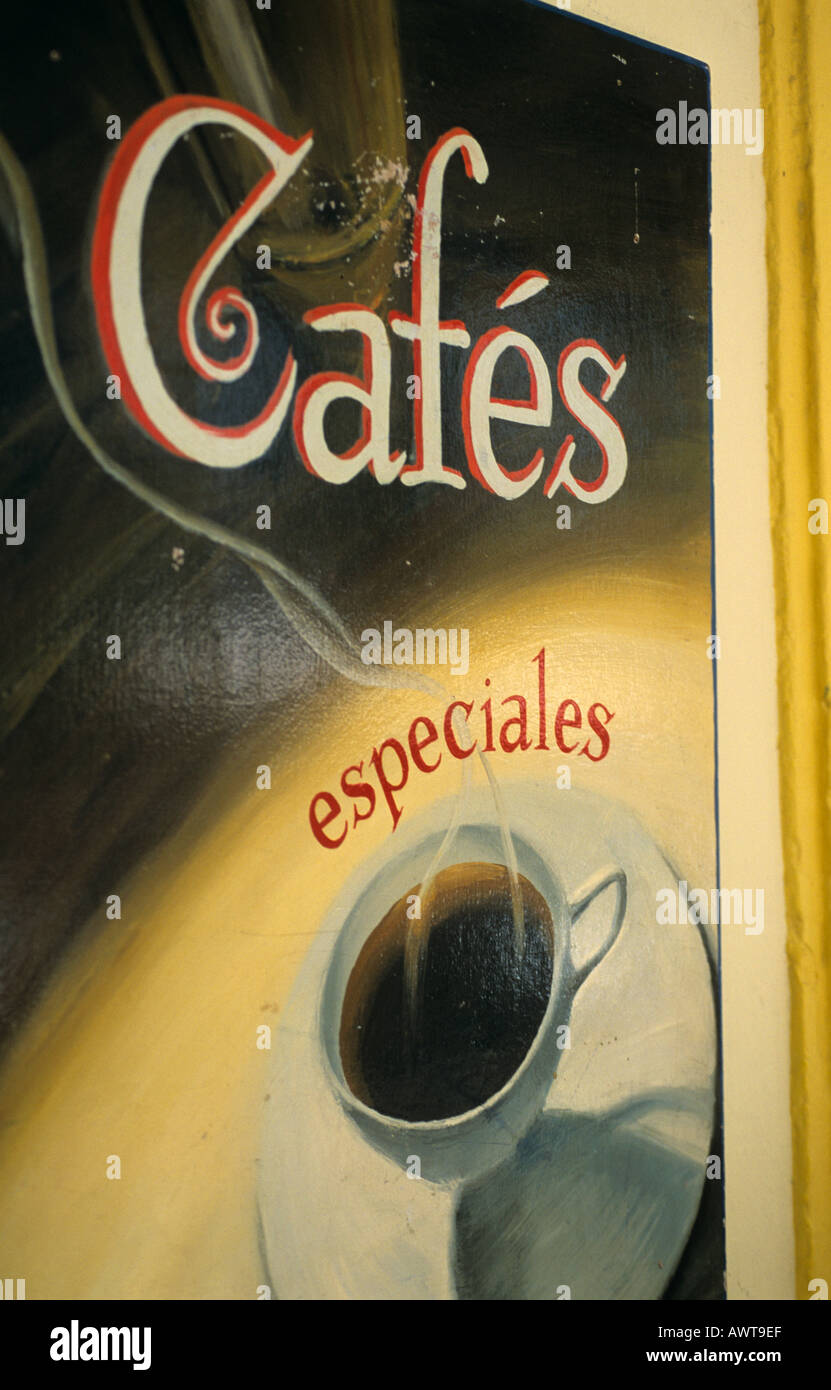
left=320, top=813, right=626, bottom=1184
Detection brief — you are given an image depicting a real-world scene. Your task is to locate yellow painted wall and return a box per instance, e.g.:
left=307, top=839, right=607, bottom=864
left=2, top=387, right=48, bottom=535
left=760, top=0, right=831, bottom=1300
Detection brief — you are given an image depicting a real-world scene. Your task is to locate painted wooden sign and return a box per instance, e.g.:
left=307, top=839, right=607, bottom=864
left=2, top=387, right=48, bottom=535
left=0, top=0, right=720, bottom=1301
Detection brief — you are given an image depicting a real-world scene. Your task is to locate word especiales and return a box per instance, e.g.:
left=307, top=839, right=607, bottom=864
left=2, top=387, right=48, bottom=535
left=308, top=648, right=614, bottom=847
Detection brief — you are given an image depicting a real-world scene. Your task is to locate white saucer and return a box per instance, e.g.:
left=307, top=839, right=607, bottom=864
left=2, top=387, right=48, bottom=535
left=259, top=782, right=717, bottom=1300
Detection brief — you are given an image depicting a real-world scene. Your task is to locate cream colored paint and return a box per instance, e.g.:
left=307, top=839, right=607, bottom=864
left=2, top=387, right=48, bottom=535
left=541, top=0, right=793, bottom=1299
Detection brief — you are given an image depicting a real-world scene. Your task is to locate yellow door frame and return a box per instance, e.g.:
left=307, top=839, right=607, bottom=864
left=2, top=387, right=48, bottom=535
left=760, top=0, right=831, bottom=1298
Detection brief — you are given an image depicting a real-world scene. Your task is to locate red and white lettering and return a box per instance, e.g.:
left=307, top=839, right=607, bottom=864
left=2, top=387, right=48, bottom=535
left=91, top=95, right=311, bottom=468
left=495, top=270, right=549, bottom=310
left=544, top=339, right=628, bottom=502
left=293, top=304, right=405, bottom=484
left=389, top=128, right=488, bottom=489
left=90, top=96, right=631, bottom=506
left=461, top=326, right=552, bottom=498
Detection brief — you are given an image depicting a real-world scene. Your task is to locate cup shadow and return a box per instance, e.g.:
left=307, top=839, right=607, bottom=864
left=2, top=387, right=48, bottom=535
left=452, top=1092, right=709, bottom=1300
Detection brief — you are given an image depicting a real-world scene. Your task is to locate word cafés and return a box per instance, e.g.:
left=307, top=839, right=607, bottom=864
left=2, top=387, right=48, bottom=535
left=92, top=97, right=630, bottom=503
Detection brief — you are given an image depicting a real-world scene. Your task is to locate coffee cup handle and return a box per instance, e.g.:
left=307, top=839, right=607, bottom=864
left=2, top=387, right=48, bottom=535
left=567, top=866, right=627, bottom=992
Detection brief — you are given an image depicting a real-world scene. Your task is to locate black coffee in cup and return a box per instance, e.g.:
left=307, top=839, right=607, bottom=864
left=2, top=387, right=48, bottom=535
left=339, top=862, right=554, bottom=1122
